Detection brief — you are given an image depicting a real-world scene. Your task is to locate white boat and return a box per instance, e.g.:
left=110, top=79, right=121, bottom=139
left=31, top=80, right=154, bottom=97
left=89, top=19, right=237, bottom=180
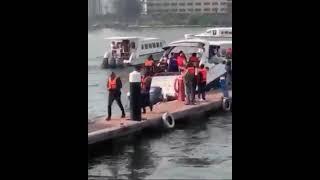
left=184, top=27, right=232, bottom=41
left=151, top=38, right=232, bottom=99
left=102, top=36, right=166, bottom=68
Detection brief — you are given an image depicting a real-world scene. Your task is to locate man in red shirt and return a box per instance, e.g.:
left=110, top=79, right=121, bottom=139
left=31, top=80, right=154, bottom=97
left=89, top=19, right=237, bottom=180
left=189, top=53, right=200, bottom=68
left=198, top=64, right=207, bottom=101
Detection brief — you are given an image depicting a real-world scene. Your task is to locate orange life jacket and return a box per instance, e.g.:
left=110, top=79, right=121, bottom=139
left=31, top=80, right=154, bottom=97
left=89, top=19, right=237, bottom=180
left=189, top=56, right=200, bottom=67
left=141, top=76, right=145, bottom=89
left=187, top=67, right=195, bottom=75
left=108, top=77, right=117, bottom=90
left=144, top=59, right=154, bottom=67
left=177, top=56, right=185, bottom=67
left=199, top=68, right=207, bottom=82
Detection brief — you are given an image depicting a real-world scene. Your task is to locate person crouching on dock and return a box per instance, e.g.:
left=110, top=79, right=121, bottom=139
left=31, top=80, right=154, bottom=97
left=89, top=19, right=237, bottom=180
left=106, top=72, right=126, bottom=121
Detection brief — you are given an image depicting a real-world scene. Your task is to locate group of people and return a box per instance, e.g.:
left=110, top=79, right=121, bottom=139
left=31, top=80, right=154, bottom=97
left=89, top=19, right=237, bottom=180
left=142, top=51, right=191, bottom=75
left=177, top=52, right=208, bottom=105
left=105, top=49, right=232, bottom=120
left=146, top=50, right=209, bottom=105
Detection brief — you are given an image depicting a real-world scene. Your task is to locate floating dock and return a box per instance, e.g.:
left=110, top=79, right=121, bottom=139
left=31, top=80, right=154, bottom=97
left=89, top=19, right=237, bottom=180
left=88, top=90, right=232, bottom=145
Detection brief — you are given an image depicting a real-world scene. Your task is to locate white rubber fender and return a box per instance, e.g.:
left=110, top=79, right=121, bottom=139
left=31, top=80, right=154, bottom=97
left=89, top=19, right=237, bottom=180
left=222, top=97, right=231, bottom=111
left=162, top=112, right=175, bottom=129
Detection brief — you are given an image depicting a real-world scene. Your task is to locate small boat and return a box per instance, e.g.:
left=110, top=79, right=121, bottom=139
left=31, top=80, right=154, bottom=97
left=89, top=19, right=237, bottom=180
left=184, top=27, right=232, bottom=41
left=102, top=36, right=166, bottom=68
left=149, top=38, right=232, bottom=100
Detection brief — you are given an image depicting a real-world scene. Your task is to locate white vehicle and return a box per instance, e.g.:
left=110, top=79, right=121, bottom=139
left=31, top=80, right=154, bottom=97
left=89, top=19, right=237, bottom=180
left=185, top=27, right=232, bottom=41
left=151, top=38, right=232, bottom=99
left=102, top=36, right=166, bottom=68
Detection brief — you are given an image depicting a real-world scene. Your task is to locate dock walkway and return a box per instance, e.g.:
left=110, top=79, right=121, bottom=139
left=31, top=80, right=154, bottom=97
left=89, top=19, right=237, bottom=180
left=88, top=90, right=230, bottom=145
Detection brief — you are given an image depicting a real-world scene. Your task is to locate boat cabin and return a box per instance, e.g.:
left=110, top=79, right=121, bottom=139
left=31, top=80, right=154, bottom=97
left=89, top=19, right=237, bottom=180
left=185, top=27, right=232, bottom=40
left=104, top=36, right=166, bottom=64
left=205, top=27, right=232, bottom=37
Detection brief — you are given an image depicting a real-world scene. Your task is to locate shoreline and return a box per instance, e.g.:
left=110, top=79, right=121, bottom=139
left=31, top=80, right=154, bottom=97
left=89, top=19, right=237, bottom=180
left=88, top=24, right=222, bottom=31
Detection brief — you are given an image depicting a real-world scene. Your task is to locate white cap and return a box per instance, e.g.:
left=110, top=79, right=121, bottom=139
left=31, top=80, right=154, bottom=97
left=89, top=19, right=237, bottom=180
left=129, top=71, right=141, bottom=83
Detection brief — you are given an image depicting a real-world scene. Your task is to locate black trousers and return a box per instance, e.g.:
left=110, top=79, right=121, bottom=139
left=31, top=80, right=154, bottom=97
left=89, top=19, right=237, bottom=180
left=141, top=92, right=153, bottom=112
left=108, top=91, right=125, bottom=118
left=185, top=81, right=195, bottom=104
left=198, top=81, right=206, bottom=100
left=192, top=78, right=197, bottom=101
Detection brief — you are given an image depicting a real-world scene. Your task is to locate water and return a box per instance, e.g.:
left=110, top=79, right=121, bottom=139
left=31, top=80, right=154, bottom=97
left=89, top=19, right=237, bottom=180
left=88, top=112, right=232, bottom=179
left=88, top=27, right=232, bottom=179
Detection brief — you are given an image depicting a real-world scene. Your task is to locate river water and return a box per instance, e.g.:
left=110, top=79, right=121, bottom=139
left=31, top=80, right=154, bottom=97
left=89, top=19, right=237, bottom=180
left=88, top=27, right=232, bottom=179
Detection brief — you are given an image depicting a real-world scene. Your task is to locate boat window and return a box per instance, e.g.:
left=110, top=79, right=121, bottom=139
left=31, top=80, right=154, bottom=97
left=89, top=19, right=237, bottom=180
left=209, top=45, right=219, bottom=59
left=116, top=42, right=122, bottom=48
left=131, top=42, right=136, bottom=49
left=141, top=44, right=144, bottom=49
left=152, top=43, right=156, bottom=48
left=212, top=30, right=217, bottom=35
left=221, top=49, right=227, bottom=57
left=145, top=44, right=148, bottom=49
left=160, top=42, right=163, bottom=47
left=156, top=42, right=159, bottom=47
left=149, top=44, right=152, bottom=48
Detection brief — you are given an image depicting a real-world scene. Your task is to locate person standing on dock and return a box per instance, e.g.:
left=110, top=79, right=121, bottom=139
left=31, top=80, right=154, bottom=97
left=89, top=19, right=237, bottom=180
left=225, top=60, right=232, bottom=86
left=183, top=62, right=196, bottom=105
left=189, top=53, right=200, bottom=100
left=198, top=64, right=207, bottom=101
left=220, top=61, right=229, bottom=98
left=141, top=71, right=153, bottom=113
left=106, top=72, right=126, bottom=121
left=144, top=55, right=155, bottom=75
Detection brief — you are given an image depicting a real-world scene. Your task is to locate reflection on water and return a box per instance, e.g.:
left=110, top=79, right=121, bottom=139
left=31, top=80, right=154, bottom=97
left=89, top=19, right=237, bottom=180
left=88, top=112, right=232, bottom=179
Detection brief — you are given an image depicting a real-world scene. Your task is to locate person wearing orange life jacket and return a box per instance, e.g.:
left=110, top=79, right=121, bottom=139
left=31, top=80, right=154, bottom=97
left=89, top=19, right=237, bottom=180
left=189, top=53, right=200, bottom=100
left=198, top=64, right=207, bottom=101
left=144, top=55, right=155, bottom=75
left=106, top=72, right=125, bottom=121
left=226, top=48, right=232, bottom=59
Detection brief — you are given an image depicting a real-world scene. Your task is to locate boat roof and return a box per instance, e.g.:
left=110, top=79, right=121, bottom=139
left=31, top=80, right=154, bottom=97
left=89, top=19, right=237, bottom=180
left=169, top=38, right=208, bottom=45
left=206, top=27, right=232, bottom=31
left=209, top=40, right=232, bottom=45
left=104, top=36, right=162, bottom=41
